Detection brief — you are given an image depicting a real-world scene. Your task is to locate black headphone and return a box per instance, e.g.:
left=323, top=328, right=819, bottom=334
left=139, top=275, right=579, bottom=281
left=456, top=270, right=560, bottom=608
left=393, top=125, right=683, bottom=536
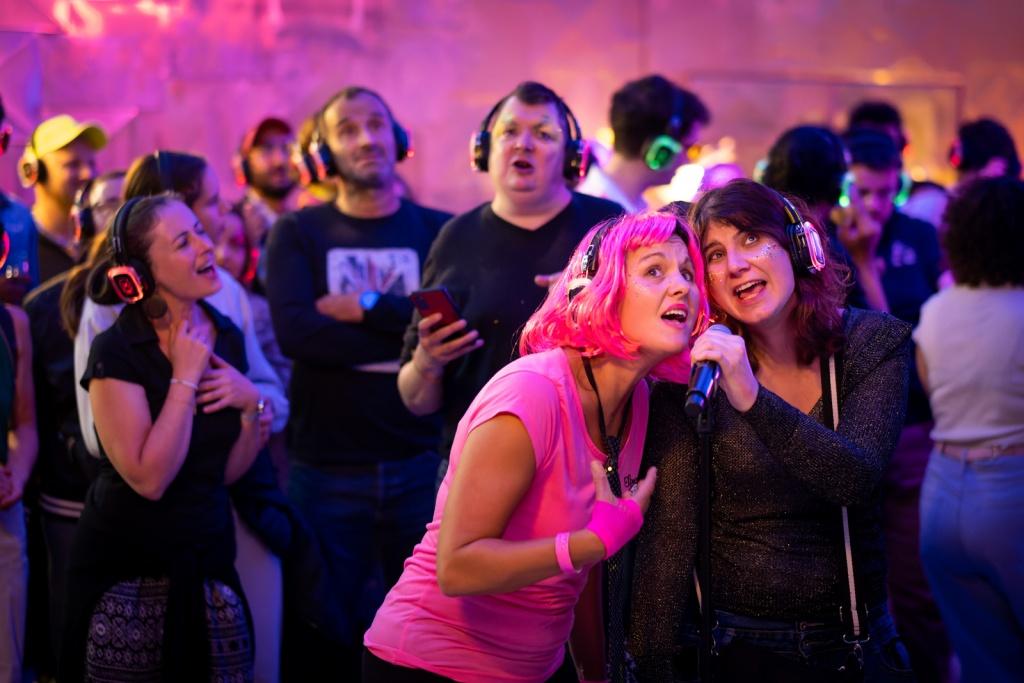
left=106, top=197, right=155, bottom=304
left=297, top=94, right=412, bottom=184
left=774, top=191, right=827, bottom=275
left=567, top=220, right=614, bottom=302
left=153, top=150, right=173, bottom=190
left=74, top=178, right=96, bottom=240
left=470, top=92, right=589, bottom=181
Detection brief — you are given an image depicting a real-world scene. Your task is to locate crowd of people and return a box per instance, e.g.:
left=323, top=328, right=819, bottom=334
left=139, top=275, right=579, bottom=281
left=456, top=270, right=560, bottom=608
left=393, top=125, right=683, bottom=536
left=0, top=73, right=1020, bottom=683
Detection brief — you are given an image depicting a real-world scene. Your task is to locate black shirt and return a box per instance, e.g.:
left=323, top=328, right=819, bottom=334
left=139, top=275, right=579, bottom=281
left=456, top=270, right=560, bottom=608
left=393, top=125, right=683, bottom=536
left=62, top=300, right=248, bottom=682
left=24, top=274, right=100, bottom=509
left=37, top=231, right=76, bottom=283
left=629, top=309, right=913, bottom=672
left=265, top=199, right=451, bottom=466
left=400, top=192, right=623, bottom=458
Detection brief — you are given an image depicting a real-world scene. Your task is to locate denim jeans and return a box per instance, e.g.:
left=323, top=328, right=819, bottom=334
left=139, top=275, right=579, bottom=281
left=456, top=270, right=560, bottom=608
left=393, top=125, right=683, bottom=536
left=670, top=603, right=914, bottom=682
left=0, top=501, right=26, bottom=683
left=287, top=453, right=439, bottom=648
left=920, top=448, right=1024, bottom=683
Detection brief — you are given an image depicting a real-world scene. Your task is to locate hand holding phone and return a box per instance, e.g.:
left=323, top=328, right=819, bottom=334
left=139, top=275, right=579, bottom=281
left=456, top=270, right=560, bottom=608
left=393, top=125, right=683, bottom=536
left=410, top=287, right=462, bottom=327
left=408, top=287, right=483, bottom=377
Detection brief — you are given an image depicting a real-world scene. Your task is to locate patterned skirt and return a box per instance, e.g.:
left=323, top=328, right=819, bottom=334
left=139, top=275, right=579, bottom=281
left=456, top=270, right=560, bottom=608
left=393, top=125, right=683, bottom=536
left=84, top=576, right=253, bottom=682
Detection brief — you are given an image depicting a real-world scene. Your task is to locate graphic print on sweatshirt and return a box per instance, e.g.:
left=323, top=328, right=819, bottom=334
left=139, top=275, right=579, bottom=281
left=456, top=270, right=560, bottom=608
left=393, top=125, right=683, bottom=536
left=326, top=248, right=420, bottom=296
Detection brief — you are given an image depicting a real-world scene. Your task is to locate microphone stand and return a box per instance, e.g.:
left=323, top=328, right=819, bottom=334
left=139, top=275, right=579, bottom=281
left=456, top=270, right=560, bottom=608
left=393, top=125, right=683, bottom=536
left=696, top=402, right=714, bottom=682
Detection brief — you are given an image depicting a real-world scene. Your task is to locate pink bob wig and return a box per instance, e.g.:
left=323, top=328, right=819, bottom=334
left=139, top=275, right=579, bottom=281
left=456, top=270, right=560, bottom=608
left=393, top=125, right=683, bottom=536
left=519, top=210, right=710, bottom=383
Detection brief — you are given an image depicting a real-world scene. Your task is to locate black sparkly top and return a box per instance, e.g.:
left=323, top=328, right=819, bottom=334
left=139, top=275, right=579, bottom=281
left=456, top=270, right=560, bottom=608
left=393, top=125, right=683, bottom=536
left=628, top=308, right=911, bottom=678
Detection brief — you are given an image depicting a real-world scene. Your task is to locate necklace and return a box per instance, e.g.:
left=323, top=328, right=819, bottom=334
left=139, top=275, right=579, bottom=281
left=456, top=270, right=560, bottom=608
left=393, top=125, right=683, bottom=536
left=580, top=355, right=633, bottom=495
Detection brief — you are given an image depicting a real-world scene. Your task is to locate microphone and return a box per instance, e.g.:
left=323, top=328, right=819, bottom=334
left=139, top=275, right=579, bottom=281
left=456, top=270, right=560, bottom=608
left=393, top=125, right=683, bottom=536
left=685, top=324, right=731, bottom=418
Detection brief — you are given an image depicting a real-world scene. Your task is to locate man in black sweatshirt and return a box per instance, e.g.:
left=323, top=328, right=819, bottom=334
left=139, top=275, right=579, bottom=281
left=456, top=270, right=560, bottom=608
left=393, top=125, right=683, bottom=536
left=265, top=87, right=450, bottom=675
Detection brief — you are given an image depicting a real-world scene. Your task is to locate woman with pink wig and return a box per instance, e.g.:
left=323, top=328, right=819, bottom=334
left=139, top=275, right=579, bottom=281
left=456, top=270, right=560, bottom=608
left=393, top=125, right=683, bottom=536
left=363, top=211, right=708, bottom=682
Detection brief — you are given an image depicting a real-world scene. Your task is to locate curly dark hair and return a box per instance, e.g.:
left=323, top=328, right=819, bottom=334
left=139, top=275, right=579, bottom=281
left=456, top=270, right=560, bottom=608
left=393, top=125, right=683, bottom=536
left=761, top=126, right=847, bottom=209
left=845, top=129, right=902, bottom=171
left=848, top=100, right=903, bottom=132
left=943, top=176, right=1024, bottom=287
left=953, top=118, right=1021, bottom=178
left=610, top=75, right=710, bottom=158
left=690, top=179, right=849, bottom=365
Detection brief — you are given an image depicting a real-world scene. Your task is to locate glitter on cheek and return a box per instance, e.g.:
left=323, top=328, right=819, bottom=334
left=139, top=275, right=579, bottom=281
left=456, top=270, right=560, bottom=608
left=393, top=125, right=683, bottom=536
left=748, top=241, right=780, bottom=261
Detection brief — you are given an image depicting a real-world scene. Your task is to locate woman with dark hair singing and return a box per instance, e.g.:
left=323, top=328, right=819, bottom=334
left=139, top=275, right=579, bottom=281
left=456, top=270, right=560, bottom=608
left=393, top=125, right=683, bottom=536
left=60, top=195, right=267, bottom=681
left=630, top=179, right=914, bottom=681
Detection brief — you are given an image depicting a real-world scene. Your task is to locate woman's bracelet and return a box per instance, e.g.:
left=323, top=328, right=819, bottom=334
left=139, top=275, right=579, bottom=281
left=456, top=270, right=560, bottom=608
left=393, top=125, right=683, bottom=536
left=555, top=531, right=580, bottom=575
left=170, top=377, right=199, bottom=392
left=241, top=397, right=266, bottom=423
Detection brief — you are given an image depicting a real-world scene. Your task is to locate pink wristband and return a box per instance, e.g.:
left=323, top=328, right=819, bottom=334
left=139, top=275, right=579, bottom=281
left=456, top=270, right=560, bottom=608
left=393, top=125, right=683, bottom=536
left=555, top=531, right=579, bottom=575
left=585, top=499, right=643, bottom=559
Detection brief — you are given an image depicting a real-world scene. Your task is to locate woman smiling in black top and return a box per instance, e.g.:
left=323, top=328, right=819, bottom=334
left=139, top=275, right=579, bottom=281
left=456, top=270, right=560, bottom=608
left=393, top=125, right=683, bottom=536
left=630, top=180, right=914, bottom=682
left=60, top=194, right=267, bottom=682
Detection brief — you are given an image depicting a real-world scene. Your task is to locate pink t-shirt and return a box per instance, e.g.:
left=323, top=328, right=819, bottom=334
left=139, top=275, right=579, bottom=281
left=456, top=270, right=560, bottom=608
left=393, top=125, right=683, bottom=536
left=364, top=348, right=650, bottom=682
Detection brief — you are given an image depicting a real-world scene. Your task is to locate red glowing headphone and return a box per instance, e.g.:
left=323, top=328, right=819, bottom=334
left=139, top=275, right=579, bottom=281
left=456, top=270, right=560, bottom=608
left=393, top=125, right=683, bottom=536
left=0, top=231, right=10, bottom=271
left=0, top=122, right=11, bottom=156
left=107, top=197, right=154, bottom=304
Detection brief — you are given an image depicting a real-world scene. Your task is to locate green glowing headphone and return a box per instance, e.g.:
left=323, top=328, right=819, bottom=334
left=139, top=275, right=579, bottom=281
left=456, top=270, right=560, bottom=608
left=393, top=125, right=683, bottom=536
left=643, top=89, right=685, bottom=171
left=839, top=169, right=912, bottom=208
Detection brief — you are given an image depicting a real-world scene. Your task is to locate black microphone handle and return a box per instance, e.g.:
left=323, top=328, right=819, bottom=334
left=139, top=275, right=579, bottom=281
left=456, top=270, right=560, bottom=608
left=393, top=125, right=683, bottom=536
left=685, top=362, right=720, bottom=417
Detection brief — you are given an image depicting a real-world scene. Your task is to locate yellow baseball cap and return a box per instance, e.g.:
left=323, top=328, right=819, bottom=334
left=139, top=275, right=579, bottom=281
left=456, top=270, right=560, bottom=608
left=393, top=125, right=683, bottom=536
left=28, top=114, right=107, bottom=157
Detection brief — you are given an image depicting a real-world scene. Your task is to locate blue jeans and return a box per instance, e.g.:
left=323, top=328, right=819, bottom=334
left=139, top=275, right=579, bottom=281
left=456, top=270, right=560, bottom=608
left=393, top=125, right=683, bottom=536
left=287, top=453, right=439, bottom=647
left=0, top=501, right=26, bottom=683
left=920, top=448, right=1024, bottom=683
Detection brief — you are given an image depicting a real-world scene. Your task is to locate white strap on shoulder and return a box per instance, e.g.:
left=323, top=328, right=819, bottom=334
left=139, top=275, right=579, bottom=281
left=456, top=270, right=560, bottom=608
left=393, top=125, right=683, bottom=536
left=831, top=354, right=862, bottom=638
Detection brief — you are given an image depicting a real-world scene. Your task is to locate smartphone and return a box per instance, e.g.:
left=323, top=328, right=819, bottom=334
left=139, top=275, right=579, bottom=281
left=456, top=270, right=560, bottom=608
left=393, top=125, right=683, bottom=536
left=410, top=287, right=462, bottom=327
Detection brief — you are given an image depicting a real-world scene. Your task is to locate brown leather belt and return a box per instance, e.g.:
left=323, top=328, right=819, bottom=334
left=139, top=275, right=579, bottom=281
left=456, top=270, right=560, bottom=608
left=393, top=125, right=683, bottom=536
left=937, top=442, right=1024, bottom=461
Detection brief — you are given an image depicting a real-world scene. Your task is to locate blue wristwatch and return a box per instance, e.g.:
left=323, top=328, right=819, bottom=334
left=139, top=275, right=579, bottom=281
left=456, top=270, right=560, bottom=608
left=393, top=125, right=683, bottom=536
left=359, top=290, right=381, bottom=311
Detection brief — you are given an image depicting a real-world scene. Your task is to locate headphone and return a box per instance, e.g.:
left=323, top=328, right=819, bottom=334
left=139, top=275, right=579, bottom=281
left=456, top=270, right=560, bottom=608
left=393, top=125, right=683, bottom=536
left=0, top=229, right=10, bottom=271
left=232, top=122, right=303, bottom=188
left=567, top=220, right=614, bottom=302
left=838, top=169, right=911, bottom=209
left=296, top=95, right=412, bottom=185
left=106, top=197, right=154, bottom=304
left=152, top=150, right=173, bottom=190
left=17, top=131, right=45, bottom=188
left=948, top=139, right=964, bottom=170
left=0, top=122, right=11, bottom=156
left=73, top=178, right=96, bottom=241
left=644, top=88, right=685, bottom=172
left=470, top=92, right=590, bottom=181
left=774, top=191, right=827, bottom=275
left=233, top=150, right=254, bottom=188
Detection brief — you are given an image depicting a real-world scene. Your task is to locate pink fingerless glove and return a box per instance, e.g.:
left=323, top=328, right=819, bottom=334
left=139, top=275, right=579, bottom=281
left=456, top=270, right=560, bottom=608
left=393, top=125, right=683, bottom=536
left=585, top=499, right=643, bottom=559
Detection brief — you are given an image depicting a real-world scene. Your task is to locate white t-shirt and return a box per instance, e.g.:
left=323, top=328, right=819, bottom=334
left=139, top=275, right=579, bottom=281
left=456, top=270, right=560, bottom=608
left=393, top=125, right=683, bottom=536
left=913, top=285, right=1024, bottom=446
left=577, top=165, right=644, bottom=214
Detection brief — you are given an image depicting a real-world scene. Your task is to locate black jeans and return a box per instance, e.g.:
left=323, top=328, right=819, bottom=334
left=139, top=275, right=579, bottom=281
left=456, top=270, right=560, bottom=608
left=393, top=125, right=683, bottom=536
left=674, top=603, right=916, bottom=682
left=361, top=648, right=453, bottom=682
